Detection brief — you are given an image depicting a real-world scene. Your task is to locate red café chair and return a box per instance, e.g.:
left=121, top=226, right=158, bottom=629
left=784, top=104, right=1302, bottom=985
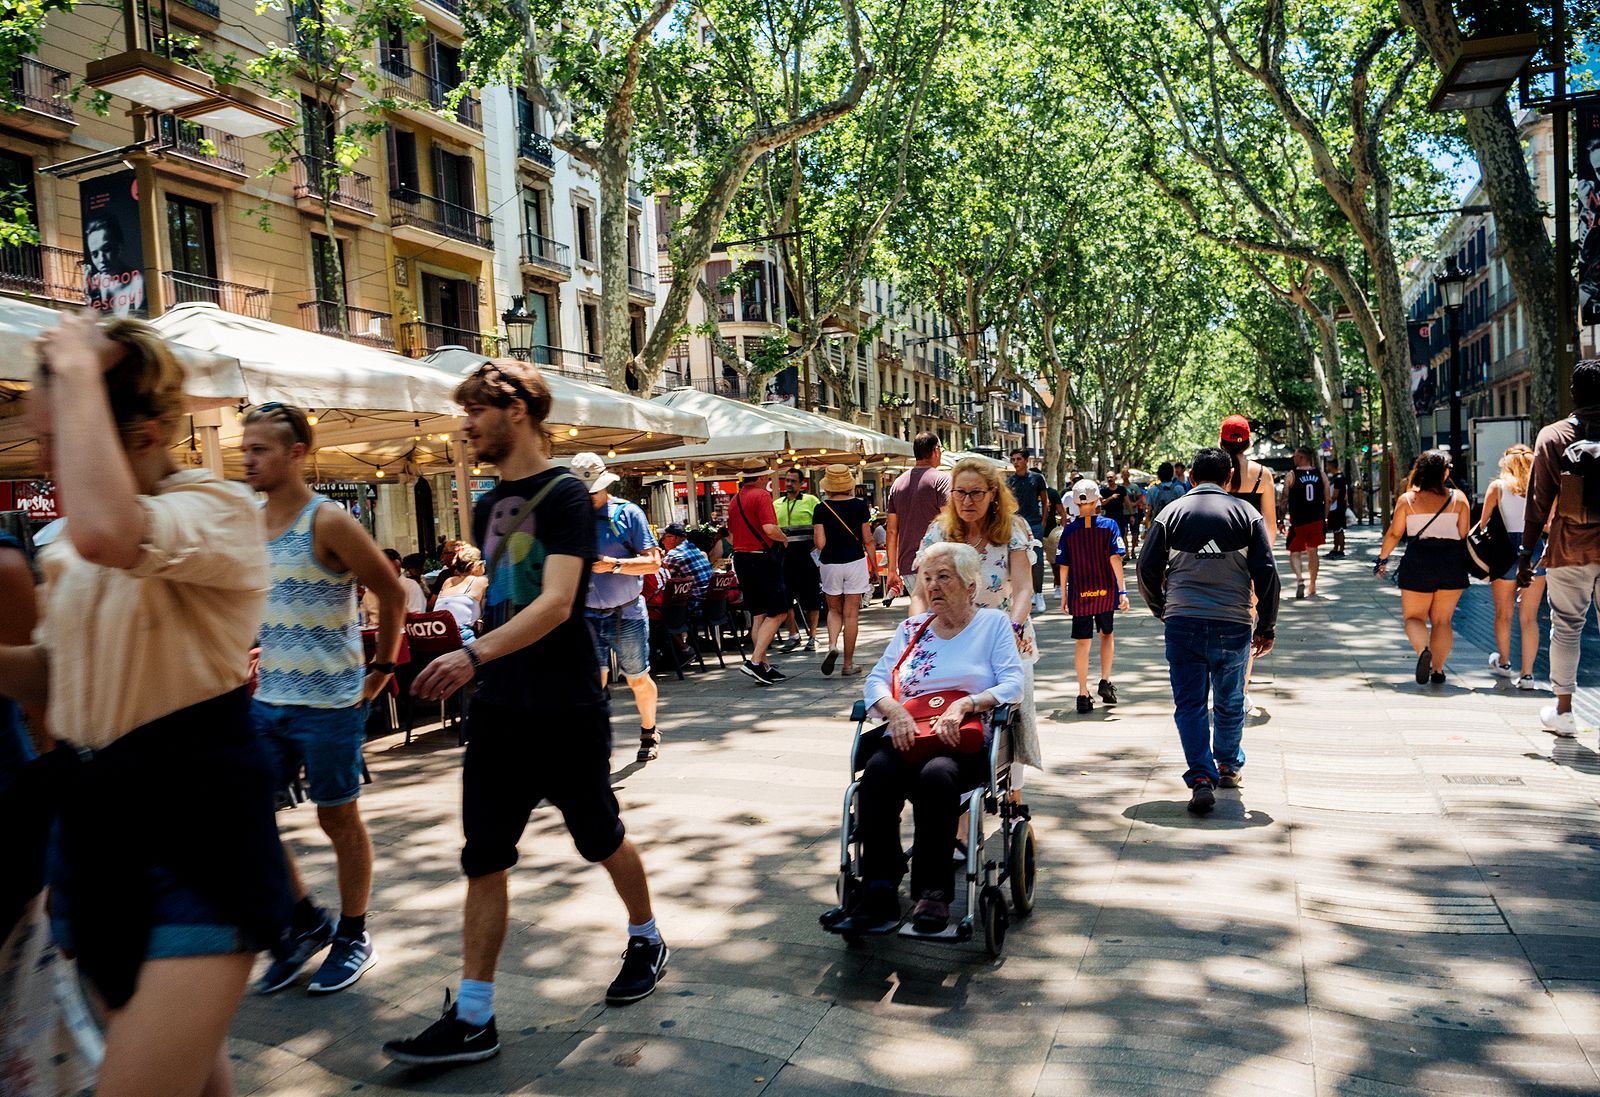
left=362, top=627, right=413, bottom=742
left=696, top=571, right=745, bottom=663
left=652, top=576, right=702, bottom=679
left=402, top=611, right=469, bottom=744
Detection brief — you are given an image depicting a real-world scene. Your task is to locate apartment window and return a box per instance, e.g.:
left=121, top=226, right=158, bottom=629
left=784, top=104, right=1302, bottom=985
left=301, top=95, right=335, bottom=161
left=379, top=22, right=409, bottom=75
left=311, top=234, right=346, bottom=303
left=166, top=196, right=216, bottom=280
left=432, top=147, right=475, bottom=210
left=523, top=190, right=547, bottom=239
left=420, top=272, right=478, bottom=337
left=581, top=301, right=601, bottom=356
left=574, top=201, right=595, bottom=263
left=387, top=128, right=420, bottom=196
left=740, top=261, right=767, bottom=322
left=705, top=259, right=735, bottom=322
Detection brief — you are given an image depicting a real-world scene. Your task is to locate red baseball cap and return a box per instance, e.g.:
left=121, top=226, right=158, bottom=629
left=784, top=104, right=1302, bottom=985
left=1220, top=415, right=1251, bottom=445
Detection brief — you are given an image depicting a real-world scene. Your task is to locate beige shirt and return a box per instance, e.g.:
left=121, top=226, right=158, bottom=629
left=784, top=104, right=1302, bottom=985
left=35, top=470, right=268, bottom=749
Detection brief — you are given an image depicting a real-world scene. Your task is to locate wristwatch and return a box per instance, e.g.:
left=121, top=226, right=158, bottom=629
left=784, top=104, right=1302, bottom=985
left=612, top=560, right=623, bottom=573
left=369, top=661, right=396, bottom=675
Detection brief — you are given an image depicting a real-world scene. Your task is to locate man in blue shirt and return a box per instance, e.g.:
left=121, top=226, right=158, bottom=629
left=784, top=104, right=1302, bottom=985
left=571, top=453, right=664, bottom=762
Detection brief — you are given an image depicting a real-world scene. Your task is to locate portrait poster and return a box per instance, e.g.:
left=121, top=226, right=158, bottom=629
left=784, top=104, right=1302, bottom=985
left=79, top=170, right=146, bottom=317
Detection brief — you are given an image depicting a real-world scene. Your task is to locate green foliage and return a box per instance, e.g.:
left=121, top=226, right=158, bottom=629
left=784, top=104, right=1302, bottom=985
left=0, top=0, right=75, bottom=99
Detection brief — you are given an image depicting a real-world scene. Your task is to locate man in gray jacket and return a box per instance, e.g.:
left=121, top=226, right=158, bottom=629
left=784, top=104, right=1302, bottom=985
left=1138, top=447, right=1281, bottom=814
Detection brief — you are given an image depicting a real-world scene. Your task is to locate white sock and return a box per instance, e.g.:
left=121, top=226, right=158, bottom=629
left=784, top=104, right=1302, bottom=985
left=627, top=917, right=662, bottom=944
left=456, top=979, right=494, bottom=1026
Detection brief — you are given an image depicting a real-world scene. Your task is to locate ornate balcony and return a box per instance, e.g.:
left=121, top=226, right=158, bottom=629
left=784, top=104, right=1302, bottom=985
left=290, top=156, right=375, bottom=223
left=384, top=66, right=482, bottom=136
left=161, top=270, right=269, bottom=318
left=400, top=320, right=493, bottom=358
left=627, top=265, right=656, bottom=303
left=155, top=116, right=247, bottom=185
left=389, top=191, right=493, bottom=255
left=2, top=57, right=75, bottom=139
left=519, top=231, right=572, bottom=281
left=0, top=243, right=86, bottom=304
left=517, top=127, right=555, bottom=175
left=298, top=301, right=394, bottom=348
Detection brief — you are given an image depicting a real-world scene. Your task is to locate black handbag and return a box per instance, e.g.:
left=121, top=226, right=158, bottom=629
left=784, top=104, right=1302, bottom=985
left=1466, top=504, right=1516, bottom=581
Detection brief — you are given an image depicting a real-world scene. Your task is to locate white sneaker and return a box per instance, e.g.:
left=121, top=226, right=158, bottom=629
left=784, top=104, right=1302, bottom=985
left=1488, top=653, right=1514, bottom=678
left=1031, top=593, right=1046, bottom=614
left=1516, top=675, right=1537, bottom=691
left=1540, top=705, right=1578, bottom=738
left=1242, top=692, right=1253, bottom=715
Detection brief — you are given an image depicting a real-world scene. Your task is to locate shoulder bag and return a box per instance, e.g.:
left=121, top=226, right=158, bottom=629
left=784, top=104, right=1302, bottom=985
left=1466, top=494, right=1515, bottom=581
left=889, top=616, right=986, bottom=764
left=733, top=491, right=783, bottom=561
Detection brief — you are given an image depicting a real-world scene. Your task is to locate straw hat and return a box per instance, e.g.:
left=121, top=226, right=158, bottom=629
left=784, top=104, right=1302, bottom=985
left=739, top=457, right=772, bottom=477
left=820, top=464, right=857, bottom=494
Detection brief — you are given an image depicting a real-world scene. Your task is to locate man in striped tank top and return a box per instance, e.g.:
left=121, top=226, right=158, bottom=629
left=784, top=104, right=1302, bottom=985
left=242, top=403, right=407, bottom=996
left=1055, top=479, right=1130, bottom=714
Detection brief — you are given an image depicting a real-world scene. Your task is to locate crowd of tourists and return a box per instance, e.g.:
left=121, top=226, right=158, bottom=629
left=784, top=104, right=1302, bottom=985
left=1, top=312, right=1594, bottom=1092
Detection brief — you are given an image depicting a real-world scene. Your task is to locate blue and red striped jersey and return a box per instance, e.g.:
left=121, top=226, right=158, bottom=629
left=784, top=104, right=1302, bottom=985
left=1056, top=515, right=1126, bottom=616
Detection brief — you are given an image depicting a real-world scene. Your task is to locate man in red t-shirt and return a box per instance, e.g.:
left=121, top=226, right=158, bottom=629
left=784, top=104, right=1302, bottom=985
left=728, top=458, right=790, bottom=684
left=885, top=431, right=950, bottom=608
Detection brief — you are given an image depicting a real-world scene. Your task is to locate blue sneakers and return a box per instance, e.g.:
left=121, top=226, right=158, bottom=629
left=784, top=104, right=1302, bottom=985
left=255, top=916, right=335, bottom=995
left=308, top=931, right=377, bottom=994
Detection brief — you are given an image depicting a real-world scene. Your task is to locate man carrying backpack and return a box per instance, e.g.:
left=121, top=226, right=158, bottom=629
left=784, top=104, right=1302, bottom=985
left=1522, top=358, right=1600, bottom=738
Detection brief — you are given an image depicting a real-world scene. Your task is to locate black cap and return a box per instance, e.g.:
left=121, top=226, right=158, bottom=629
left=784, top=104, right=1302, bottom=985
left=663, top=522, right=688, bottom=537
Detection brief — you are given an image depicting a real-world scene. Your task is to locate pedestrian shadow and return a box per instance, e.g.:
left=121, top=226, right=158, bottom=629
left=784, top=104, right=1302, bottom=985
left=1121, top=797, right=1275, bottom=829
left=1548, top=738, right=1600, bottom=776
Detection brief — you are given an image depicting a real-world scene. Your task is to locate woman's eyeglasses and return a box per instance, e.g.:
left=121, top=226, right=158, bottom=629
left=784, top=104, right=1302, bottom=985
left=952, top=488, right=991, bottom=501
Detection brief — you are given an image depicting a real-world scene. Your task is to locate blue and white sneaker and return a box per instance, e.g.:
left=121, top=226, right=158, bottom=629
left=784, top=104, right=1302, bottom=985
left=308, top=932, right=377, bottom=994
left=255, top=916, right=335, bottom=994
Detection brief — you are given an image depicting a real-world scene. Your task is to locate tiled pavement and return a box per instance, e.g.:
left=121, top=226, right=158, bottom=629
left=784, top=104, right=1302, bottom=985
left=233, top=528, right=1600, bottom=1095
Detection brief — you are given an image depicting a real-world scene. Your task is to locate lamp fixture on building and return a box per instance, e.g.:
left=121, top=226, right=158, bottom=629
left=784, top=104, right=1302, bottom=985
left=1427, top=33, right=1539, bottom=111
left=176, top=83, right=294, bottom=138
left=502, top=295, right=534, bottom=360
left=85, top=48, right=214, bottom=111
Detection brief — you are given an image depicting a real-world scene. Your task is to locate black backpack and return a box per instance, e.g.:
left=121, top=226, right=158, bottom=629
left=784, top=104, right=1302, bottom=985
left=1559, top=417, right=1600, bottom=525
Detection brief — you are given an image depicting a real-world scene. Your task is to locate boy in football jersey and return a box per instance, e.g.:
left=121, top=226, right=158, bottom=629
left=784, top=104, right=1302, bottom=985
left=1057, top=480, right=1130, bottom=713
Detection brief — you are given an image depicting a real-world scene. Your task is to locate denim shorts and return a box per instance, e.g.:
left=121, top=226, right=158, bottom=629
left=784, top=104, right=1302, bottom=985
left=588, top=611, right=651, bottom=678
left=251, top=699, right=368, bottom=806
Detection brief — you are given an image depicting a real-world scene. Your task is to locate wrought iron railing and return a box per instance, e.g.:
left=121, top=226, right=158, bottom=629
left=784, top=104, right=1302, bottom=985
left=291, top=156, right=374, bottom=212
left=298, top=301, right=394, bottom=347
left=693, top=375, right=749, bottom=398
left=627, top=265, right=655, bottom=297
left=530, top=345, right=605, bottom=380
left=6, top=57, right=72, bottom=119
left=518, top=127, right=555, bottom=168
left=399, top=320, right=493, bottom=358
left=520, top=231, right=572, bottom=276
left=0, top=243, right=86, bottom=303
left=389, top=191, right=493, bottom=248
left=628, top=182, right=644, bottom=209
left=162, top=270, right=269, bottom=317
left=161, top=116, right=245, bottom=172
left=384, top=66, right=481, bottom=130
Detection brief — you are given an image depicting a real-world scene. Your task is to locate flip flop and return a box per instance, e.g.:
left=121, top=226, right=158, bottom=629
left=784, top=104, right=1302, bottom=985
left=821, top=650, right=839, bottom=676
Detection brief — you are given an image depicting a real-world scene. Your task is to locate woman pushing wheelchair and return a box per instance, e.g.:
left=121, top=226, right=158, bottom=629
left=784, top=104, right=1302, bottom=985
left=831, top=541, right=1025, bottom=936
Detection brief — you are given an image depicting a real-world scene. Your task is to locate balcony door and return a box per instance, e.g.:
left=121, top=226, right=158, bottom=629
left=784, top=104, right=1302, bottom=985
left=420, top=272, right=478, bottom=347
left=311, top=234, right=347, bottom=332
left=432, top=147, right=475, bottom=236
left=166, top=196, right=216, bottom=303
left=526, top=291, right=551, bottom=360
left=0, top=151, right=39, bottom=292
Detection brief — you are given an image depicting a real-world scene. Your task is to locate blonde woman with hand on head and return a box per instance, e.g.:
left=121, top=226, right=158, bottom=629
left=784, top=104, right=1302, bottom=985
left=1481, top=444, right=1547, bottom=690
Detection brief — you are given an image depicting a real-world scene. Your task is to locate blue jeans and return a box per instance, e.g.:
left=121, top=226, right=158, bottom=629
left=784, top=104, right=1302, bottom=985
left=1163, top=616, right=1251, bottom=787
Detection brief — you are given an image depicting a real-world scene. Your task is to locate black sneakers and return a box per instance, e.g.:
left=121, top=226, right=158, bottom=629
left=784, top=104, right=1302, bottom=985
left=1076, top=694, right=1094, bottom=714
left=383, top=990, right=501, bottom=1066
left=1188, top=780, right=1216, bottom=815
left=740, top=660, right=787, bottom=685
left=1098, top=679, right=1118, bottom=705
left=307, top=931, right=377, bottom=994
left=255, top=914, right=335, bottom=994
left=605, top=936, right=669, bottom=1005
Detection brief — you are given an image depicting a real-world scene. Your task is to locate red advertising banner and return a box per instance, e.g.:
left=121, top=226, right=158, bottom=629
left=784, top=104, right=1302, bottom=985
left=671, top=480, right=737, bottom=500
left=9, top=480, right=58, bottom=521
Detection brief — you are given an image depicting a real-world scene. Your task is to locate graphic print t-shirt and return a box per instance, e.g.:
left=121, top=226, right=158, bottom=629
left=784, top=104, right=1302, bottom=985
left=1056, top=515, right=1126, bottom=617
left=474, top=468, right=603, bottom=709
left=1288, top=468, right=1325, bottom=525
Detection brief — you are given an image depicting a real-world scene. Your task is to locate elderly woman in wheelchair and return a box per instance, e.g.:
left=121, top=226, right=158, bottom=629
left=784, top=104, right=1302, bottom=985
left=823, top=541, right=1033, bottom=949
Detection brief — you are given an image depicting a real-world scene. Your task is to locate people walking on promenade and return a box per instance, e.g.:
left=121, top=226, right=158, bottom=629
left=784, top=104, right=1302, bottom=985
left=1325, top=459, right=1349, bottom=558
left=243, top=402, right=405, bottom=996
left=1138, top=447, right=1280, bottom=815
left=1481, top=444, right=1545, bottom=690
left=1008, top=449, right=1051, bottom=612
left=1521, top=358, right=1600, bottom=737
left=386, top=360, right=665, bottom=1067
left=4, top=314, right=293, bottom=1096
left=1375, top=450, right=1470, bottom=686
left=728, top=458, right=790, bottom=684
left=1282, top=447, right=1330, bottom=599
left=916, top=458, right=1042, bottom=789
left=814, top=464, right=875, bottom=676
left=1056, top=479, right=1129, bottom=714
left=775, top=467, right=822, bottom=651
left=1144, top=462, right=1188, bottom=526
left=885, top=432, right=950, bottom=604
left=572, top=452, right=664, bottom=763
left=1120, top=469, right=1145, bottom=556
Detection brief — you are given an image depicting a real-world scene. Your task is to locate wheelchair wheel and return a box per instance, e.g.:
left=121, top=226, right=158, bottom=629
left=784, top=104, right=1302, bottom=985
left=979, top=886, right=1008, bottom=957
left=1008, top=820, right=1036, bottom=917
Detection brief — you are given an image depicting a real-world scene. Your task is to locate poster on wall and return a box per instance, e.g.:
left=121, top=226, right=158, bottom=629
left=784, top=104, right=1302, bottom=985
left=79, top=169, right=146, bottom=317
left=1578, top=106, right=1600, bottom=325
left=1407, top=319, right=1437, bottom=416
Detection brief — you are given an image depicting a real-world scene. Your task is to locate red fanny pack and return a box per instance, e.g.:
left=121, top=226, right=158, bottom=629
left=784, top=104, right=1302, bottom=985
left=891, top=618, right=985, bottom=763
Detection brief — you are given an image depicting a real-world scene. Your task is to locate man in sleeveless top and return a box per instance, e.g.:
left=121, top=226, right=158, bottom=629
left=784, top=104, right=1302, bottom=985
left=1282, top=447, right=1330, bottom=599
left=243, top=404, right=406, bottom=996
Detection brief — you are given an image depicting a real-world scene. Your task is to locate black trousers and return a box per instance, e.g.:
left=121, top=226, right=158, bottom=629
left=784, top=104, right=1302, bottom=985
left=857, top=740, right=986, bottom=899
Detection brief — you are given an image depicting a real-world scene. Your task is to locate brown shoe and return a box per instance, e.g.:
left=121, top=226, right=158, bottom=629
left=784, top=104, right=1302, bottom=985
left=911, top=891, right=950, bottom=933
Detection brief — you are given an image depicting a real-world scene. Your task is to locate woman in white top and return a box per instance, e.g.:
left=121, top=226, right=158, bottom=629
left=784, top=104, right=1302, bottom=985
left=1376, top=449, right=1472, bottom=685
left=433, top=543, right=487, bottom=639
left=839, top=542, right=1024, bottom=935
left=1480, top=444, right=1547, bottom=689
left=0, top=315, right=291, bottom=1097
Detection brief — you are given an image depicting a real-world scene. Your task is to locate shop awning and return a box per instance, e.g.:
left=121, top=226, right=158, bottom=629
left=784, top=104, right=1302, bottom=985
left=613, top=387, right=912, bottom=475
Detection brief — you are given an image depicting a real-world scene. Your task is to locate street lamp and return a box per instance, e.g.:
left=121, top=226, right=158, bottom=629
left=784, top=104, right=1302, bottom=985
left=1435, top=255, right=1473, bottom=495
left=1427, top=32, right=1539, bottom=111
left=1340, top=384, right=1357, bottom=515
left=501, top=295, right=534, bottom=361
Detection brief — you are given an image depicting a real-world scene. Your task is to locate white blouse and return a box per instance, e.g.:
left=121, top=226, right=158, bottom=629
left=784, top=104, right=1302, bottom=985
left=864, top=607, right=1025, bottom=718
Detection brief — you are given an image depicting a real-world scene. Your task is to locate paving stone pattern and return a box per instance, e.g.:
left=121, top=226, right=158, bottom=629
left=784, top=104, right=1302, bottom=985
left=232, top=529, right=1600, bottom=1095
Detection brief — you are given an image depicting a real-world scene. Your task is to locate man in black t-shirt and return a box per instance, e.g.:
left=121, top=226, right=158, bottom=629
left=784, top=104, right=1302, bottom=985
left=1008, top=449, right=1049, bottom=611
left=1281, top=447, right=1329, bottom=599
left=1324, top=459, right=1348, bottom=558
left=387, top=360, right=667, bottom=1069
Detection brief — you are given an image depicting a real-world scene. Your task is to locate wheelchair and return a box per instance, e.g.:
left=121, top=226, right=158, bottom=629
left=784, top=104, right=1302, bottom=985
left=819, top=698, right=1037, bottom=957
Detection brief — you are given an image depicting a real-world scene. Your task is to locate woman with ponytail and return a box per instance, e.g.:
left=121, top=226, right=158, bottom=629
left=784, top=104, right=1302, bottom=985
left=1481, top=444, right=1547, bottom=689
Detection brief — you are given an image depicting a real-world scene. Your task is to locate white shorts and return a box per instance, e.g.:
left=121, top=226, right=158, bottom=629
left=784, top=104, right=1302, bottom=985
left=820, top=557, right=872, bottom=596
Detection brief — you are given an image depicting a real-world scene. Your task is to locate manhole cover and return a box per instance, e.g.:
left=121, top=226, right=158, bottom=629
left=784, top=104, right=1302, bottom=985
left=1442, top=775, right=1526, bottom=785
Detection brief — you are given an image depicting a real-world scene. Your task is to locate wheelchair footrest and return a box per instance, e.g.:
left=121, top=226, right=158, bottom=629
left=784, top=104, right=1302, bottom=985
left=898, top=918, right=973, bottom=943
left=820, top=908, right=901, bottom=936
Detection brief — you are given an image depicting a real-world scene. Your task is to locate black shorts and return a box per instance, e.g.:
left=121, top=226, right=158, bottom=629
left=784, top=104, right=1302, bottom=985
left=1071, top=611, right=1116, bottom=640
left=782, top=544, right=821, bottom=612
left=1327, top=508, right=1347, bottom=532
left=461, top=700, right=625, bottom=877
left=733, top=551, right=789, bottom=618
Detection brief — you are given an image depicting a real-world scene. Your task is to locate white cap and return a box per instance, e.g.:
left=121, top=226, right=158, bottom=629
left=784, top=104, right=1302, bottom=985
left=1071, top=478, right=1101, bottom=505
left=569, top=452, right=620, bottom=494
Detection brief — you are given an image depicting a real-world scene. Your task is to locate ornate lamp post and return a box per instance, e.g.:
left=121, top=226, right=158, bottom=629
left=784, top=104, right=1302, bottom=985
left=501, top=295, right=534, bottom=361
left=1435, top=256, right=1473, bottom=495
